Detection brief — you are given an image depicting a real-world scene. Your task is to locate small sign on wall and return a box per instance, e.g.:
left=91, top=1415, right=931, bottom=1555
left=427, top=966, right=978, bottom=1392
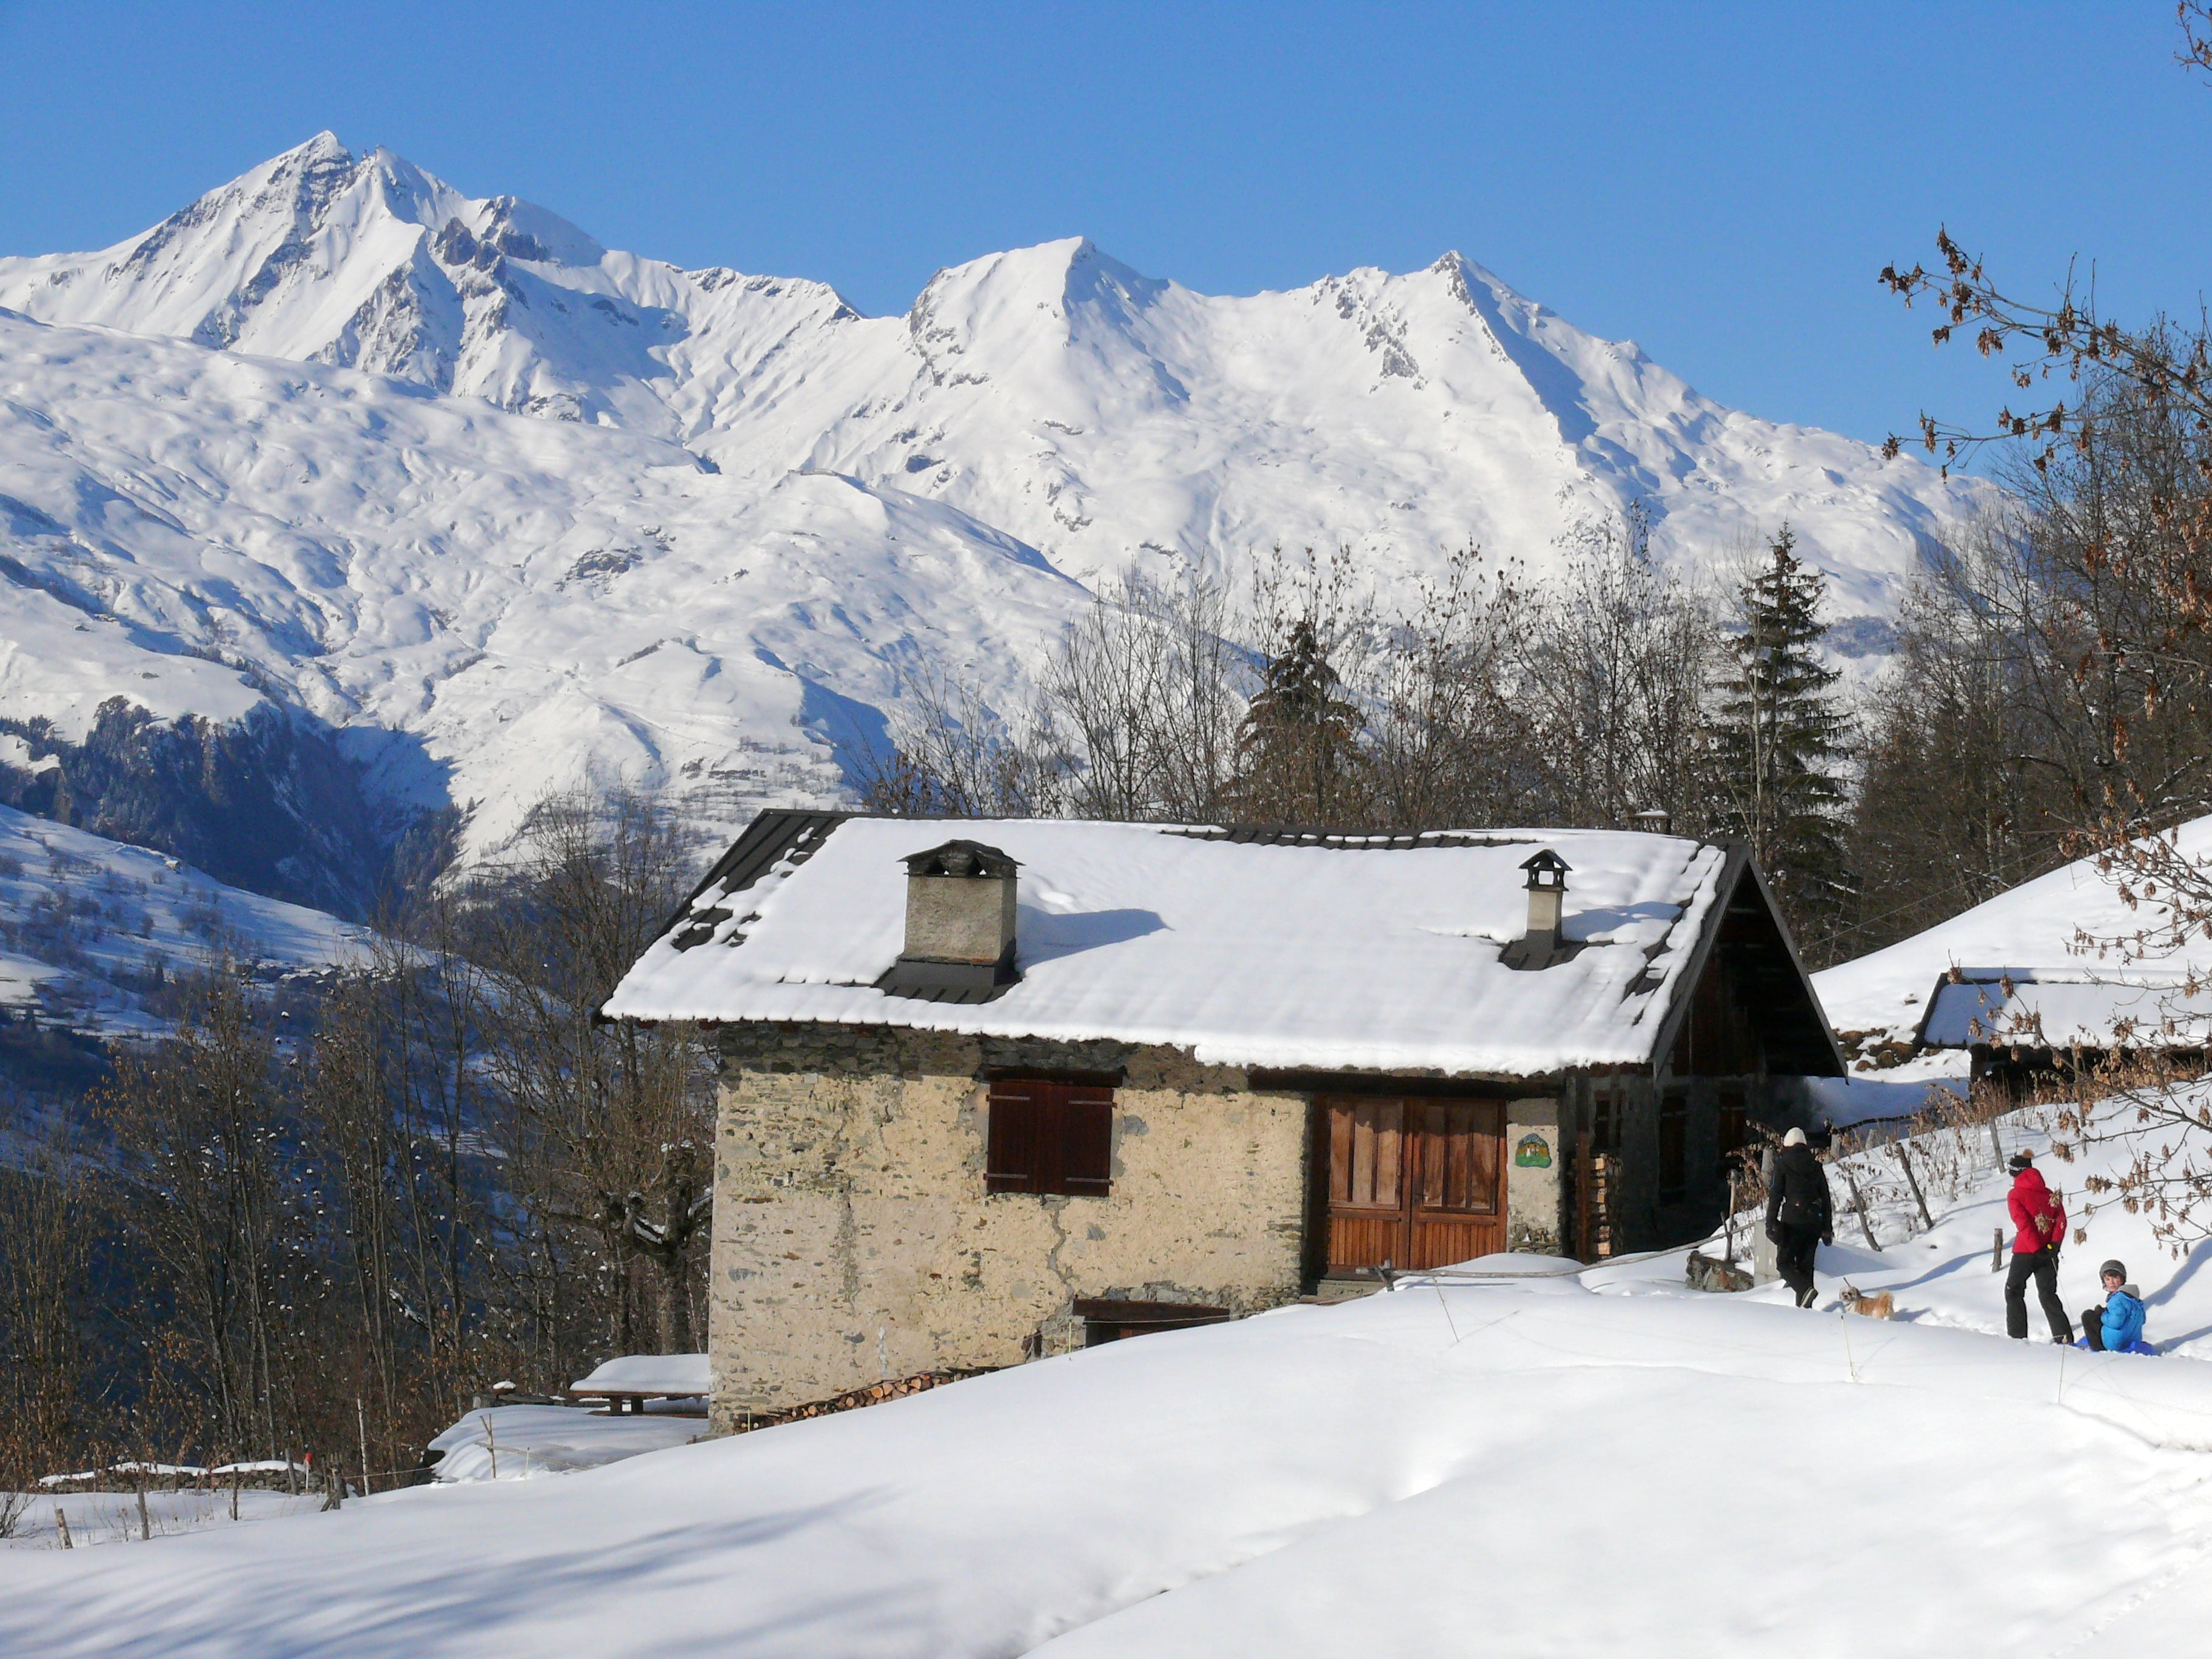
left=1514, top=1133, right=1553, bottom=1169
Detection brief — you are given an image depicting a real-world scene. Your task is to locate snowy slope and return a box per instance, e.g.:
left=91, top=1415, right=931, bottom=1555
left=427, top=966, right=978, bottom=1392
left=0, top=134, right=1983, bottom=877
left=0, top=308, right=1085, bottom=855
left=4, top=1104, right=2212, bottom=1654
left=0, top=800, right=368, bottom=1039
left=1814, top=815, right=2212, bottom=1047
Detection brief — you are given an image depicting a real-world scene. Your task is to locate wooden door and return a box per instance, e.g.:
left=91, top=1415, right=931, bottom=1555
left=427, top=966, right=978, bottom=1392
left=1322, top=1096, right=1505, bottom=1272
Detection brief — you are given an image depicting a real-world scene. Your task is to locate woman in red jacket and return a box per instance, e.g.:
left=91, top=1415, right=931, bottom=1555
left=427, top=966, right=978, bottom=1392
left=2005, top=1150, right=2074, bottom=1343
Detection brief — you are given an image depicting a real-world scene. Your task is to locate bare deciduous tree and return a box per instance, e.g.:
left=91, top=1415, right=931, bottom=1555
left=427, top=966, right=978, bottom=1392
left=469, top=791, right=714, bottom=1367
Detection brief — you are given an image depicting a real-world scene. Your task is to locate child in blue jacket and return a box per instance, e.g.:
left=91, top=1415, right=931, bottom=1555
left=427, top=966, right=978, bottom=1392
left=2079, top=1260, right=2153, bottom=1354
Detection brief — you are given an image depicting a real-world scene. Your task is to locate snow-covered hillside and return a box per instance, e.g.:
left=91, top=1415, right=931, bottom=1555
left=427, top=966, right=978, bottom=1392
left=2, top=1101, right=2210, bottom=1655
left=0, top=800, right=367, bottom=1041
left=0, top=307, right=1085, bottom=866
left=0, top=133, right=1983, bottom=886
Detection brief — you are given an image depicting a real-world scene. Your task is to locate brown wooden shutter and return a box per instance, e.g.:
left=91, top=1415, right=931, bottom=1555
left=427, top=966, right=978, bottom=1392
left=1329, top=1098, right=1404, bottom=1209
left=988, top=1080, right=1114, bottom=1196
left=1410, top=1099, right=1500, bottom=1215
left=986, top=1081, right=1041, bottom=1193
left=1054, top=1085, right=1114, bottom=1196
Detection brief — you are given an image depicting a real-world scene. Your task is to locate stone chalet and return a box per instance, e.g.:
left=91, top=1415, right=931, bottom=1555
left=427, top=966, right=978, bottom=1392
left=603, top=812, right=1843, bottom=1424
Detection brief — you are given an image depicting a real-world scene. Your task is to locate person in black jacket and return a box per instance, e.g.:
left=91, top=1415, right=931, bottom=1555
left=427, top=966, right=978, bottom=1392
left=1765, top=1127, right=1833, bottom=1308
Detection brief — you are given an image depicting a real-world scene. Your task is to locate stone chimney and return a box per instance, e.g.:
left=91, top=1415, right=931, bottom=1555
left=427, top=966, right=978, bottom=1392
left=1501, top=848, right=1578, bottom=971
left=876, top=840, right=1021, bottom=1002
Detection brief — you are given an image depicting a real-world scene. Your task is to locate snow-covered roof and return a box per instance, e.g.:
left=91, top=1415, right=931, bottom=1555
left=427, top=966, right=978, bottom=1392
left=1814, top=814, right=2212, bottom=1050
left=605, top=814, right=1840, bottom=1078
left=1920, top=978, right=2212, bottom=1052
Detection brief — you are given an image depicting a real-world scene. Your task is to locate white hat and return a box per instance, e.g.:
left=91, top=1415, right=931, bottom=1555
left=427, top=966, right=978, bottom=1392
left=1782, top=1127, right=1808, bottom=1147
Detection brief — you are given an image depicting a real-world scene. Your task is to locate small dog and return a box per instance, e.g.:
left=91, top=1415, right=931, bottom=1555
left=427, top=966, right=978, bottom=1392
left=1839, top=1284, right=1895, bottom=1319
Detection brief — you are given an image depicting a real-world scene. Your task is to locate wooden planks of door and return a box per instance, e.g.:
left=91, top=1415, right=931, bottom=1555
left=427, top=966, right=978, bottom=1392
left=1322, top=1096, right=1506, bottom=1272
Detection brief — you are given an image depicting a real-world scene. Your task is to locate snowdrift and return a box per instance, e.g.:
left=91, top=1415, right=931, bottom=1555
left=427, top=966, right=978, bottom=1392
left=426, top=1406, right=702, bottom=1485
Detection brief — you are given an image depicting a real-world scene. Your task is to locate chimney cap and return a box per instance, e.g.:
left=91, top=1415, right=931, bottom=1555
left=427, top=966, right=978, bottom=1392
left=901, top=839, right=1020, bottom=879
left=1520, top=848, right=1570, bottom=890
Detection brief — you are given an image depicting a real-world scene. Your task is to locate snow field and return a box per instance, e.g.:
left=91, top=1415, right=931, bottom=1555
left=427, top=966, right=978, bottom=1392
left=6, top=1101, right=2212, bottom=1653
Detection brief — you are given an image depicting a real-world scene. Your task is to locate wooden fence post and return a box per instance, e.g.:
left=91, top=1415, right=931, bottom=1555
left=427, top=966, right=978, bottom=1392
left=1891, top=1140, right=1934, bottom=1231
left=1832, top=1137, right=1882, bottom=1252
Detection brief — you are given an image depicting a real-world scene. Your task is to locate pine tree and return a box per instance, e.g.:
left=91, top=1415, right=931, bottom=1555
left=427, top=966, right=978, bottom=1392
left=1232, top=617, right=1366, bottom=824
left=1711, top=526, right=1854, bottom=952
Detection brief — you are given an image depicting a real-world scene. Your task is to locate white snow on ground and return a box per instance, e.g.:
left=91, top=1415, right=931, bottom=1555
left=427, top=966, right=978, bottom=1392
left=0, top=134, right=1982, bottom=857
left=0, top=802, right=369, bottom=1037
left=1814, top=814, right=2212, bottom=1048
left=5, top=1101, right=2212, bottom=1654
left=605, top=819, right=1737, bottom=1076
left=427, top=1404, right=704, bottom=1484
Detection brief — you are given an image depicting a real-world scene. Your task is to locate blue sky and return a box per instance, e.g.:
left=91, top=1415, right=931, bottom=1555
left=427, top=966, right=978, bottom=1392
left=1, top=2, right=2205, bottom=454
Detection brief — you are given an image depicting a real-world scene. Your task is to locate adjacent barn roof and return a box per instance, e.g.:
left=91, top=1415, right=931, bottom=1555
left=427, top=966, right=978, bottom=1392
left=1813, top=813, right=2212, bottom=1052
left=605, top=813, right=1842, bottom=1078
left=1919, top=976, right=2212, bottom=1052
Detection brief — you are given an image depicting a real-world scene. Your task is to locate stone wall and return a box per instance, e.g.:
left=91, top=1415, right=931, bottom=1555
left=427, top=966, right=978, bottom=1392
left=1504, top=1095, right=1564, bottom=1255
left=708, top=1024, right=1310, bottom=1426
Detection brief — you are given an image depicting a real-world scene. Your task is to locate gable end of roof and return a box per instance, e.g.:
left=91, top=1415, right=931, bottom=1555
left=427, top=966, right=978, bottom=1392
left=1647, top=845, right=1844, bottom=1078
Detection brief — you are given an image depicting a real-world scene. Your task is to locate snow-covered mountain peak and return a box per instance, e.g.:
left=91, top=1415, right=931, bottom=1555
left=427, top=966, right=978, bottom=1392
left=0, top=138, right=1980, bottom=603
left=0, top=137, right=1991, bottom=895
